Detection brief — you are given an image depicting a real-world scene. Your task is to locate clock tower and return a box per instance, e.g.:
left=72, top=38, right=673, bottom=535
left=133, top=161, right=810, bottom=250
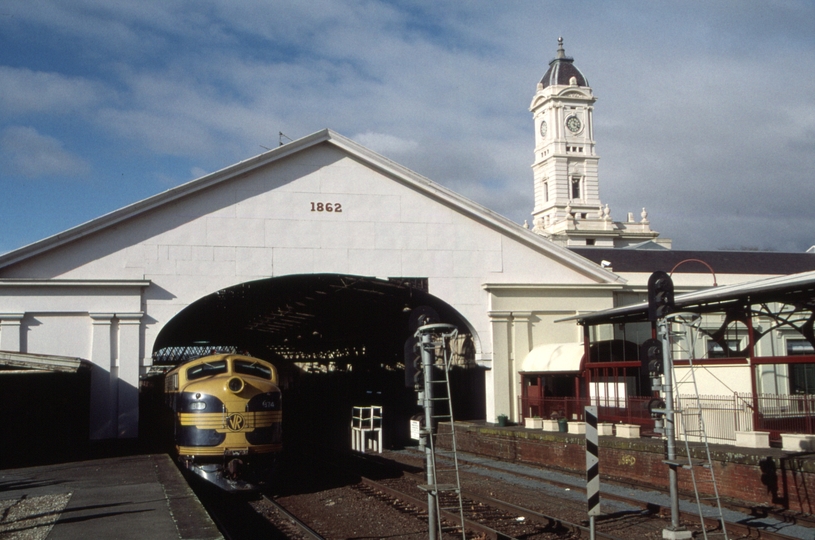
left=530, top=38, right=669, bottom=249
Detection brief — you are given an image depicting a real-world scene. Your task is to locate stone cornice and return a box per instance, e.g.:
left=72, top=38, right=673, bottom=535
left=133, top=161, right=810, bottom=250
left=0, top=279, right=150, bottom=288
left=483, top=283, right=624, bottom=292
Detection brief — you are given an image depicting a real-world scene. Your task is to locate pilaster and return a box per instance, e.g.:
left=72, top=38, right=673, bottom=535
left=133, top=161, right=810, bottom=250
left=511, top=312, right=534, bottom=421
left=0, top=313, right=25, bottom=352
left=89, top=313, right=115, bottom=439
left=117, top=312, right=143, bottom=438
left=488, top=311, right=513, bottom=423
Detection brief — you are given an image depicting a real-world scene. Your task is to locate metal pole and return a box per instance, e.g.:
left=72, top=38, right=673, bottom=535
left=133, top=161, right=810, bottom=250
left=660, top=317, right=694, bottom=540
left=419, top=329, right=438, bottom=540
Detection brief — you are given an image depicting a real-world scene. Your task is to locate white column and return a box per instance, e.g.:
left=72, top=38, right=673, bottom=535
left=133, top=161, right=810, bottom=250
left=511, top=312, right=534, bottom=421
left=0, top=313, right=25, bottom=352
left=588, top=106, right=595, bottom=143
left=89, top=313, right=115, bottom=440
left=489, top=311, right=513, bottom=423
left=117, top=312, right=143, bottom=438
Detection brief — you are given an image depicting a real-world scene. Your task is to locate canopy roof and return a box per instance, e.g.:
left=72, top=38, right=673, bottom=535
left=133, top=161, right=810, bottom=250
left=569, top=269, right=815, bottom=326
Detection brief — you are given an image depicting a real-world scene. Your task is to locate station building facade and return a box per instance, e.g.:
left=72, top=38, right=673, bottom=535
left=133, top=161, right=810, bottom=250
left=0, top=127, right=624, bottom=440
left=0, top=40, right=809, bottom=441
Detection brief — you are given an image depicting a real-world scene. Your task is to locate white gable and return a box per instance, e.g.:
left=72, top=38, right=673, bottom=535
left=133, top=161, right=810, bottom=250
left=0, top=131, right=619, bottom=346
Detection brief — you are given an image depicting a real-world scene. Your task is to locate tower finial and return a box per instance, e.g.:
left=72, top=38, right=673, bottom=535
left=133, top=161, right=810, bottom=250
left=557, top=37, right=565, bottom=58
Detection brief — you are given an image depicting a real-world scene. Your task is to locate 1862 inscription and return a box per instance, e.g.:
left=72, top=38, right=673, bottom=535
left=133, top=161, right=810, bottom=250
left=310, top=202, right=342, bottom=213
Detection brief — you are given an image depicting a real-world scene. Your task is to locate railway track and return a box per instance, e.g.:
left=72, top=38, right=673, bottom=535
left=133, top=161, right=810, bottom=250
left=357, top=474, right=627, bottom=539
left=424, top=452, right=810, bottom=540
left=253, top=495, right=327, bottom=540
left=360, top=450, right=813, bottom=540
left=188, top=448, right=815, bottom=539
left=361, top=469, right=809, bottom=540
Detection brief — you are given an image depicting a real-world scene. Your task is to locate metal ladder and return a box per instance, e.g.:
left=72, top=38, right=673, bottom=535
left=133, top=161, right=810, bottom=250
left=666, top=312, right=729, bottom=540
left=417, top=323, right=466, bottom=540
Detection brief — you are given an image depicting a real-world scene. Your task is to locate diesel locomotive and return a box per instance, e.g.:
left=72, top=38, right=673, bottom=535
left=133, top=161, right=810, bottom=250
left=163, top=353, right=282, bottom=491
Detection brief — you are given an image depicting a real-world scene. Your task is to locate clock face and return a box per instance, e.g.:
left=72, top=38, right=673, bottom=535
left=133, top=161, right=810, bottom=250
left=539, top=120, right=547, bottom=138
left=566, top=115, right=582, bottom=133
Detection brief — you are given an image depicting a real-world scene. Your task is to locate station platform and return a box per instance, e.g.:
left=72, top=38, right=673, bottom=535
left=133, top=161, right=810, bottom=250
left=0, top=453, right=221, bottom=539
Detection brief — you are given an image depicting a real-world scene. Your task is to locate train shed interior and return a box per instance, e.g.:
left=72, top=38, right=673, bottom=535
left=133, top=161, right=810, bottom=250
left=142, top=274, right=486, bottom=452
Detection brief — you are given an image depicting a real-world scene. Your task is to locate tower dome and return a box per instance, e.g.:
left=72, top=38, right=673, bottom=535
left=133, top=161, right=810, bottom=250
left=539, top=37, right=588, bottom=88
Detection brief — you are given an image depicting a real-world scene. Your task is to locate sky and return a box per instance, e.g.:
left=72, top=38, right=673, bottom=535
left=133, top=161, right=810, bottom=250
left=1, top=1, right=814, bottom=255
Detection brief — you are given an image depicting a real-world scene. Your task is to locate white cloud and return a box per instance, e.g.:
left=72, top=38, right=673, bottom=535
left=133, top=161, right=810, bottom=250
left=0, top=66, right=103, bottom=116
left=0, top=126, right=90, bottom=178
left=352, top=132, right=418, bottom=156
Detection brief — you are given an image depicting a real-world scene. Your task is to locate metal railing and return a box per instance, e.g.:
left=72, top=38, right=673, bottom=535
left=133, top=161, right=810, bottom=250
left=520, top=395, right=655, bottom=426
left=520, top=392, right=815, bottom=443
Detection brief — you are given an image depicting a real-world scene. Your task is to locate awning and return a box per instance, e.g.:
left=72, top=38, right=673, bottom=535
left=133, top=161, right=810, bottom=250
left=521, top=342, right=584, bottom=373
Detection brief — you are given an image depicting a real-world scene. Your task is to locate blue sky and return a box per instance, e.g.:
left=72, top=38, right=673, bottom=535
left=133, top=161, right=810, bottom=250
left=1, top=1, right=814, bottom=254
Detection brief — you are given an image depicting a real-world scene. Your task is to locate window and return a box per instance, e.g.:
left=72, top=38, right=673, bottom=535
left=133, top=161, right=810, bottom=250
left=187, top=360, right=227, bottom=380
left=787, top=339, right=815, bottom=394
left=707, top=339, right=741, bottom=358
left=787, top=339, right=815, bottom=356
left=543, top=181, right=549, bottom=202
left=571, top=177, right=581, bottom=199
left=234, top=360, right=272, bottom=380
left=586, top=239, right=595, bottom=246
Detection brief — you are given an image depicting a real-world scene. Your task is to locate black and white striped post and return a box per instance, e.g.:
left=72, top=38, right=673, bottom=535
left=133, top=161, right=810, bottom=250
left=585, top=406, right=600, bottom=540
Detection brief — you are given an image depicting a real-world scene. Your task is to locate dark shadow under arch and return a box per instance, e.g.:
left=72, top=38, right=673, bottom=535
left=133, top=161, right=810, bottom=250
left=149, top=274, right=485, bottom=450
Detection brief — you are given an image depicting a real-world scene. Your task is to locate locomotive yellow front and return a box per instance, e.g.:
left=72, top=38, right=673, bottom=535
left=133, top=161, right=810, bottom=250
left=165, top=354, right=282, bottom=478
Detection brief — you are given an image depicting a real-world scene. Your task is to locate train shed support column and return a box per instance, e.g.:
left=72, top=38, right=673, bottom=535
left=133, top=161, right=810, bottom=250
left=0, top=313, right=25, bottom=352
left=511, top=312, right=534, bottom=421
left=488, top=311, right=513, bottom=423
left=90, top=313, right=115, bottom=440
left=117, top=312, right=143, bottom=438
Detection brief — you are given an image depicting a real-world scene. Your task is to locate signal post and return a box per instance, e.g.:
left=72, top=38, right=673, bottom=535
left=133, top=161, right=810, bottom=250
left=647, top=271, right=692, bottom=540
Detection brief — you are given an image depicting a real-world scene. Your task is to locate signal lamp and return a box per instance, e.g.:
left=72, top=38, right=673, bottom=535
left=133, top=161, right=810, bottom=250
left=648, top=271, right=675, bottom=321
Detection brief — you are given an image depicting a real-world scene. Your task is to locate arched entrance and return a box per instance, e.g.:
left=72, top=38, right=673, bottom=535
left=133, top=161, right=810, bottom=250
left=150, top=274, right=485, bottom=450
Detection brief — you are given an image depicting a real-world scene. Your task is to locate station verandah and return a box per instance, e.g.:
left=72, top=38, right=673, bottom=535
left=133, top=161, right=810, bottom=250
left=520, top=270, right=815, bottom=443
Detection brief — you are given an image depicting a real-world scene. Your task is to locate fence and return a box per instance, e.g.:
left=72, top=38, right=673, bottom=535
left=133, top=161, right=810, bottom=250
left=520, top=393, right=815, bottom=443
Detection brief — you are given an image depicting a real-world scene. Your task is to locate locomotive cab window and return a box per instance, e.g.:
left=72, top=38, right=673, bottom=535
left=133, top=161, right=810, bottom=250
left=234, top=360, right=272, bottom=380
left=187, top=360, right=228, bottom=380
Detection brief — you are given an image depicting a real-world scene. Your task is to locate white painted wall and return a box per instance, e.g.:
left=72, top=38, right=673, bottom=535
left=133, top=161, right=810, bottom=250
left=0, top=139, right=612, bottom=437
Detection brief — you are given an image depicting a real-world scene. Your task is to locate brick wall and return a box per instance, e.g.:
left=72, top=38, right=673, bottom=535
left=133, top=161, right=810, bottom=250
left=438, top=423, right=815, bottom=514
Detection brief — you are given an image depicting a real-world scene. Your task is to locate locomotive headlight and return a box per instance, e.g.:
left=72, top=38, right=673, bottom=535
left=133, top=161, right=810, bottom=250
left=190, top=401, right=207, bottom=411
left=227, top=376, right=244, bottom=393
